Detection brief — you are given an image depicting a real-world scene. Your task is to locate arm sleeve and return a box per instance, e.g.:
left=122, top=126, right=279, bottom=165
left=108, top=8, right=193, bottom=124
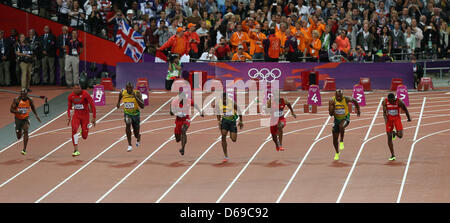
left=67, top=95, right=73, bottom=118
left=86, top=92, right=97, bottom=118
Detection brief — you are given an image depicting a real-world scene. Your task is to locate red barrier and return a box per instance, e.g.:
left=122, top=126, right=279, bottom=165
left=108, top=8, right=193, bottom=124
left=359, top=77, right=372, bottom=91
left=390, top=78, right=403, bottom=91
left=418, top=77, right=433, bottom=91
left=301, top=71, right=319, bottom=90
left=323, top=78, right=336, bottom=91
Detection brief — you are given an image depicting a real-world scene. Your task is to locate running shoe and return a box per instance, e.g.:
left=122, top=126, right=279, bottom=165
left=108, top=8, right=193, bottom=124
left=179, top=148, right=184, bottom=156
left=340, top=142, right=344, bottom=151
left=72, top=151, right=80, bottom=157
left=136, top=141, right=140, bottom=147
left=389, top=156, right=396, bottom=161
left=223, top=157, right=229, bottom=162
left=334, top=152, right=340, bottom=161
left=21, top=150, right=26, bottom=155
left=127, top=146, right=133, bottom=152
left=278, top=146, right=285, bottom=151
left=392, top=131, right=397, bottom=141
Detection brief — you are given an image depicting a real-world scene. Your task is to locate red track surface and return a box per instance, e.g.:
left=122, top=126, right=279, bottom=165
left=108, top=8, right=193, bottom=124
left=0, top=90, right=449, bottom=203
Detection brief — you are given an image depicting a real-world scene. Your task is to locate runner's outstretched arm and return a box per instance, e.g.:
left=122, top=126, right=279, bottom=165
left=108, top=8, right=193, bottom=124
left=29, top=98, right=41, bottom=123
left=347, top=96, right=361, bottom=117
left=399, top=99, right=411, bottom=121
left=86, top=93, right=96, bottom=126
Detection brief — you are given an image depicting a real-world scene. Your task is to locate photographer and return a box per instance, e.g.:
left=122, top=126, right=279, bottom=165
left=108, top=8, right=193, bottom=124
left=26, top=29, right=41, bottom=86
left=165, top=54, right=181, bottom=91
left=154, top=21, right=170, bottom=49
left=16, top=34, right=34, bottom=91
left=87, top=4, right=104, bottom=35
left=214, top=37, right=231, bottom=61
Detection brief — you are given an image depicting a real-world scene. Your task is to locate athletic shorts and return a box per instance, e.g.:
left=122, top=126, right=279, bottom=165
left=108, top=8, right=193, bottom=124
left=15, top=117, right=29, bottom=132
left=221, top=118, right=237, bottom=133
left=124, top=113, right=140, bottom=130
left=386, top=117, right=403, bottom=133
left=174, top=118, right=190, bottom=135
left=72, top=115, right=90, bottom=135
left=332, top=115, right=350, bottom=133
left=270, top=117, right=286, bottom=135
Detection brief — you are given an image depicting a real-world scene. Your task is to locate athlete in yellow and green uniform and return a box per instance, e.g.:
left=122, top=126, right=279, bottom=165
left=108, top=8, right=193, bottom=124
left=215, top=92, right=244, bottom=162
left=328, top=89, right=360, bottom=161
left=117, top=82, right=145, bottom=152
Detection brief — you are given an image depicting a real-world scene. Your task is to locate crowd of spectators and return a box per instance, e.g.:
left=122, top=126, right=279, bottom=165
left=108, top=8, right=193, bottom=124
left=0, top=0, right=449, bottom=87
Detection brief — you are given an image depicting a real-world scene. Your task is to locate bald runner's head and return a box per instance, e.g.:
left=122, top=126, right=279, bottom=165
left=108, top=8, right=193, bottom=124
left=126, top=82, right=134, bottom=94
left=335, top=89, right=343, bottom=101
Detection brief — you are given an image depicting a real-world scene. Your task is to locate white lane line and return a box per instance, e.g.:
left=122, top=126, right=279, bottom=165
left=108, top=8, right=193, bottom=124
left=34, top=98, right=174, bottom=203
left=155, top=98, right=260, bottom=203
left=413, top=97, right=427, bottom=141
left=336, top=97, right=383, bottom=203
left=0, top=111, right=67, bottom=153
left=0, top=104, right=120, bottom=188
left=216, top=97, right=301, bottom=203
left=276, top=115, right=331, bottom=203
left=397, top=128, right=450, bottom=203
left=331, top=117, right=450, bottom=203
left=397, top=97, right=427, bottom=203
left=96, top=97, right=217, bottom=203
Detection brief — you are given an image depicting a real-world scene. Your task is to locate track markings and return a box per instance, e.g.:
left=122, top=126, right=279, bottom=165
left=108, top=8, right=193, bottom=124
left=0, top=104, right=121, bottom=188
left=276, top=115, right=331, bottom=203
left=96, top=97, right=217, bottom=203
left=216, top=97, right=301, bottom=203
left=336, top=97, right=384, bottom=203
left=397, top=97, right=426, bottom=203
left=0, top=111, right=68, bottom=154
left=34, top=98, right=174, bottom=203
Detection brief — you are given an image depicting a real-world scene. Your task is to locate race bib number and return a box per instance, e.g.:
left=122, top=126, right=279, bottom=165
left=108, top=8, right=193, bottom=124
left=74, top=104, right=84, bottom=110
left=224, top=111, right=234, bottom=116
left=124, top=102, right=135, bottom=109
left=72, top=49, right=78, bottom=55
left=335, top=108, right=346, bottom=115
left=18, top=107, right=28, bottom=114
left=388, top=109, right=399, bottom=116
left=176, top=112, right=186, bottom=117
left=274, top=110, right=284, bottom=117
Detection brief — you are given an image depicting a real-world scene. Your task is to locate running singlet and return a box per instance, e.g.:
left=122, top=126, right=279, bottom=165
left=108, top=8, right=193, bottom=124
left=385, top=98, right=400, bottom=119
left=333, top=96, right=349, bottom=120
left=272, top=98, right=286, bottom=118
left=122, top=90, right=140, bottom=116
left=174, top=98, right=192, bottom=120
left=15, top=98, right=31, bottom=120
left=220, top=98, right=237, bottom=121
left=67, top=90, right=96, bottom=118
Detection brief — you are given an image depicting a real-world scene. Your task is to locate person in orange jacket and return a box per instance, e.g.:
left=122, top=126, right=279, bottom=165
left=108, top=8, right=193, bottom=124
left=230, top=24, right=250, bottom=53
left=263, top=27, right=282, bottom=62
left=308, top=30, right=322, bottom=61
left=334, top=29, right=351, bottom=56
left=185, top=23, right=200, bottom=59
left=249, top=24, right=266, bottom=60
left=231, top=45, right=252, bottom=61
left=158, top=27, right=189, bottom=57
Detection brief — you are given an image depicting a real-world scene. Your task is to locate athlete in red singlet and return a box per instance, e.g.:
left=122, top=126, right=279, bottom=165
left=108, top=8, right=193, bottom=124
left=170, top=92, right=203, bottom=156
left=267, top=92, right=296, bottom=151
left=67, top=84, right=96, bottom=157
left=383, top=93, right=411, bottom=161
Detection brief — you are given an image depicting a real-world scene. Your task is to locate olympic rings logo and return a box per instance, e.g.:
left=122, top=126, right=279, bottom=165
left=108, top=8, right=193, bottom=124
left=248, top=68, right=282, bottom=83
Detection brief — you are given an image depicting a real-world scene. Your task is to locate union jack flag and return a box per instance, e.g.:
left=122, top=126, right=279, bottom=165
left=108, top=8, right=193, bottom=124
left=115, top=19, right=145, bottom=62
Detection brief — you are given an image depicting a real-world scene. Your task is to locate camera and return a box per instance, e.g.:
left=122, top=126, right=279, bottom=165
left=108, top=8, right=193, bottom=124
left=168, top=53, right=178, bottom=63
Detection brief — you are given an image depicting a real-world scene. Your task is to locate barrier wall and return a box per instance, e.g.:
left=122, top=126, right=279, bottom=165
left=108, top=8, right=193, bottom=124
left=116, top=62, right=415, bottom=90
left=0, top=4, right=132, bottom=66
